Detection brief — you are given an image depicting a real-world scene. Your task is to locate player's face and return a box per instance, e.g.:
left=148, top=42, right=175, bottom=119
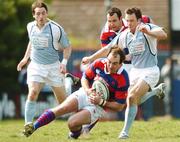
left=107, top=13, right=122, bottom=32
left=33, top=7, right=48, bottom=28
left=107, top=53, right=121, bottom=73
left=125, top=13, right=139, bottom=33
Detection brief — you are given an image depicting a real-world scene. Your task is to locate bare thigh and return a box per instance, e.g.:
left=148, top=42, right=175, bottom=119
left=51, top=95, right=79, bottom=117
left=128, top=79, right=150, bottom=105
left=52, top=86, right=67, bottom=104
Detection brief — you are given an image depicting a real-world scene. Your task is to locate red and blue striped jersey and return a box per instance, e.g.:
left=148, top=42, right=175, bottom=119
left=82, top=58, right=129, bottom=104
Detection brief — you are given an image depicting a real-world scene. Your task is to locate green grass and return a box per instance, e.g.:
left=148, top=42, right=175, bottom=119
left=0, top=118, right=180, bottom=142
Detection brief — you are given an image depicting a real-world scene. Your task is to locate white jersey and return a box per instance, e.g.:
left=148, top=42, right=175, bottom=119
left=118, top=23, right=160, bottom=68
left=27, top=19, right=70, bottom=65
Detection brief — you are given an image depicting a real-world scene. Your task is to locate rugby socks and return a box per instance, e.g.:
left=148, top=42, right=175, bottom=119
left=65, top=77, right=73, bottom=96
left=25, top=100, right=36, bottom=123
left=34, top=110, right=55, bottom=130
left=69, top=127, right=82, bottom=139
left=140, top=91, right=155, bottom=104
left=140, top=86, right=159, bottom=104
left=83, top=119, right=99, bottom=132
left=121, top=105, right=137, bottom=135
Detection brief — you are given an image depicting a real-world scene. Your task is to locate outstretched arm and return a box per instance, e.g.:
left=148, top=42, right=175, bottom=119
left=82, top=47, right=111, bottom=65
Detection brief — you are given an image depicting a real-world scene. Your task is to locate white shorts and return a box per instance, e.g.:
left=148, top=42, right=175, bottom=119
left=27, top=61, right=65, bottom=87
left=67, top=87, right=105, bottom=123
left=129, top=66, right=160, bottom=89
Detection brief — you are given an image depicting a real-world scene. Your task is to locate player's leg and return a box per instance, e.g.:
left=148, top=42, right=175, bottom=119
left=65, top=76, right=73, bottom=96
left=140, top=83, right=166, bottom=104
left=25, top=61, right=45, bottom=124
left=25, top=82, right=44, bottom=124
left=81, top=119, right=99, bottom=135
left=51, top=85, right=67, bottom=104
left=65, top=73, right=81, bottom=96
left=68, top=109, right=91, bottom=139
left=23, top=93, right=79, bottom=137
left=119, top=80, right=149, bottom=139
left=65, top=73, right=80, bottom=85
left=119, top=67, right=160, bottom=139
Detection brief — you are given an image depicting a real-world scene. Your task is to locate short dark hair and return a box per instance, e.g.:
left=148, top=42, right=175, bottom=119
left=108, top=46, right=125, bottom=64
left=125, top=7, right=142, bottom=20
left=32, top=1, right=48, bottom=14
left=107, top=7, right=122, bottom=19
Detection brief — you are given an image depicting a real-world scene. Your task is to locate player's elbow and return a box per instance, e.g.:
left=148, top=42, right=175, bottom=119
left=158, top=32, right=167, bottom=40
left=157, top=29, right=168, bottom=40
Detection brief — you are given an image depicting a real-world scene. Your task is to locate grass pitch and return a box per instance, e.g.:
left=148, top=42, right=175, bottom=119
left=0, top=117, right=180, bottom=142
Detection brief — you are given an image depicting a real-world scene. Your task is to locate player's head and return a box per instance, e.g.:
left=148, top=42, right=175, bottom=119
left=125, top=7, right=142, bottom=33
left=31, top=1, right=48, bottom=27
left=107, top=46, right=125, bottom=73
left=107, top=7, right=122, bottom=32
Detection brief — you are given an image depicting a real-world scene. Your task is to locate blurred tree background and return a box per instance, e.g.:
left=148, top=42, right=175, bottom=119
left=0, top=0, right=51, bottom=94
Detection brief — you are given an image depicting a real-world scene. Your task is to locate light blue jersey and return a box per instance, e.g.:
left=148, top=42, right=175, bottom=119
left=27, top=19, right=70, bottom=64
left=118, top=23, right=160, bottom=68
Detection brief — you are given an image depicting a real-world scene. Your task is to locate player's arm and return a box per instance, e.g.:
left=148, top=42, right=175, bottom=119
left=138, top=24, right=167, bottom=40
left=17, top=42, right=31, bottom=71
left=81, top=77, right=92, bottom=94
left=61, top=46, right=72, bottom=64
left=148, top=27, right=167, bottom=40
left=83, top=47, right=110, bottom=64
left=81, top=62, right=95, bottom=94
left=60, top=46, right=71, bottom=74
left=82, top=40, right=118, bottom=65
left=104, top=101, right=126, bottom=112
left=58, top=25, right=72, bottom=73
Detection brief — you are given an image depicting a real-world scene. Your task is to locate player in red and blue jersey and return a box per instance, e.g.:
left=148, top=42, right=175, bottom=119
left=22, top=47, right=129, bottom=139
left=83, top=52, right=129, bottom=105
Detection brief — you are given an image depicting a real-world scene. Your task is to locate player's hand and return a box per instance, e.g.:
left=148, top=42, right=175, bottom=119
left=17, top=59, right=28, bottom=71
left=89, top=89, right=101, bottom=105
left=82, top=56, right=91, bottom=65
left=59, top=63, right=66, bottom=74
left=85, top=88, right=94, bottom=95
left=137, top=23, right=149, bottom=34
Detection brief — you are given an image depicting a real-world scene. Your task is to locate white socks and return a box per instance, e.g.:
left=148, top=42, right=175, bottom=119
left=121, top=105, right=137, bottom=135
left=25, top=100, right=36, bottom=123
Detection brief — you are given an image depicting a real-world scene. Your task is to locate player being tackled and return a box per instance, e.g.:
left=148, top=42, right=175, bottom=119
left=23, top=47, right=129, bottom=139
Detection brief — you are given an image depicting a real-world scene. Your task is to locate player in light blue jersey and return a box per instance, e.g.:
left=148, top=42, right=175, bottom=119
left=117, top=7, right=167, bottom=139
left=17, top=1, right=72, bottom=134
left=82, top=7, right=167, bottom=139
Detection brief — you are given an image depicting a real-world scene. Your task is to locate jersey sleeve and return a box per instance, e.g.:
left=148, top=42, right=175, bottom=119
left=27, top=21, right=35, bottom=40
left=82, top=59, right=104, bottom=83
left=100, top=32, right=117, bottom=47
left=58, top=27, right=71, bottom=48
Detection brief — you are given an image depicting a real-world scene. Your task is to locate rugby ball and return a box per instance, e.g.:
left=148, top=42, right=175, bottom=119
left=92, top=79, right=109, bottom=100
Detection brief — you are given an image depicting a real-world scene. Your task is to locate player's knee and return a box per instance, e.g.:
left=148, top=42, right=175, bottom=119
left=28, top=89, right=39, bottom=100
left=127, top=95, right=136, bottom=105
left=68, top=118, right=79, bottom=129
